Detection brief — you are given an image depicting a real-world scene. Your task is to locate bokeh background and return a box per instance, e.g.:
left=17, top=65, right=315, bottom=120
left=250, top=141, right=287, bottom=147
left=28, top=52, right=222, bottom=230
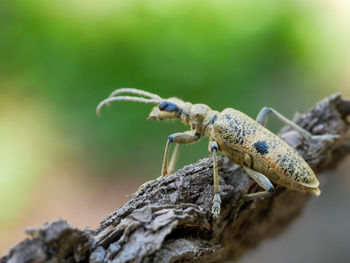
left=1, top=0, right=350, bottom=261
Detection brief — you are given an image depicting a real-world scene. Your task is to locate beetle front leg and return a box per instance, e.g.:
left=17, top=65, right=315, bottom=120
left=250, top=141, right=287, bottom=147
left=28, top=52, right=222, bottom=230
left=256, top=107, right=339, bottom=141
left=161, top=131, right=200, bottom=177
left=242, top=166, right=274, bottom=201
left=168, top=144, right=180, bottom=174
left=135, top=131, right=199, bottom=195
left=209, top=141, right=221, bottom=219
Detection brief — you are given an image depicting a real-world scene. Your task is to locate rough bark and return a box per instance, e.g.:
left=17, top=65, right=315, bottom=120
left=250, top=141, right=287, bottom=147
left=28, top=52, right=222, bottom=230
left=1, top=94, right=350, bottom=263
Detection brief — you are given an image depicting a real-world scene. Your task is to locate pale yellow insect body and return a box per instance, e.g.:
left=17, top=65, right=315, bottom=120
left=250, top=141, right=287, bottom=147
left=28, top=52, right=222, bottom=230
left=97, top=89, right=337, bottom=217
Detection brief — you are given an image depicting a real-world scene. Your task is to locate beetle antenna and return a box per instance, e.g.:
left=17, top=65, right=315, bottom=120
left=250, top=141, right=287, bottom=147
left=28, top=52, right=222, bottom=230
left=97, top=96, right=161, bottom=116
left=108, top=88, right=162, bottom=100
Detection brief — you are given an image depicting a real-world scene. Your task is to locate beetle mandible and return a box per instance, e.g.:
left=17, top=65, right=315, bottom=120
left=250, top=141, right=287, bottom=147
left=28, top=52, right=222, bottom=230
left=97, top=88, right=338, bottom=218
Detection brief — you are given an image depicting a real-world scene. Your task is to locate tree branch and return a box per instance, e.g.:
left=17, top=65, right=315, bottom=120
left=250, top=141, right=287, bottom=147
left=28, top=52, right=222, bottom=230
left=2, top=94, right=350, bottom=263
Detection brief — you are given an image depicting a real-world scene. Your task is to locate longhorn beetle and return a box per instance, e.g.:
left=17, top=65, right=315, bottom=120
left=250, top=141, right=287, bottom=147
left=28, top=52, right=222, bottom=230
left=97, top=88, right=338, bottom=218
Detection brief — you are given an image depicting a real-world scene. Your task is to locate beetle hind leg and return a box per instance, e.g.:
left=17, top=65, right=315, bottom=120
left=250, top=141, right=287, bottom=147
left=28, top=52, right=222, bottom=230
left=256, top=107, right=339, bottom=141
left=242, top=166, right=274, bottom=201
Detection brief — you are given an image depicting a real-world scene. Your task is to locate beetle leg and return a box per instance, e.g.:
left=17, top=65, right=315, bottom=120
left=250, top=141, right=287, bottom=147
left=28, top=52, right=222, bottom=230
left=242, top=166, right=274, bottom=201
left=161, top=131, right=200, bottom=177
left=209, top=141, right=221, bottom=219
left=135, top=132, right=198, bottom=195
left=168, top=144, right=180, bottom=174
left=256, top=107, right=339, bottom=141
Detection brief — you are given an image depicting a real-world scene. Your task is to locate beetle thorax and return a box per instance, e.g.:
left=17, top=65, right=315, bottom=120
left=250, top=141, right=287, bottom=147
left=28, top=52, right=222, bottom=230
left=181, top=103, right=214, bottom=136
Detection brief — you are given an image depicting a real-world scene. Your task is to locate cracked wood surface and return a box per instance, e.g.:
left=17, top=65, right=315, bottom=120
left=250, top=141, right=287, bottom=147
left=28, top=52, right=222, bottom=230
left=1, top=94, right=350, bottom=263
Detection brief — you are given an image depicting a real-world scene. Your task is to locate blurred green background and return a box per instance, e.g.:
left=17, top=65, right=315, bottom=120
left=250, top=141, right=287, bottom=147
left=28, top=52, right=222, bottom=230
left=1, top=0, right=349, bottom=260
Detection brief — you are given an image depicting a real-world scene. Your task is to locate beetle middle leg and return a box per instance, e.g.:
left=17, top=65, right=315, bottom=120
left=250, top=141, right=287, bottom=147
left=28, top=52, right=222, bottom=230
left=256, top=107, right=339, bottom=141
left=209, top=141, right=221, bottom=219
left=242, top=166, right=274, bottom=201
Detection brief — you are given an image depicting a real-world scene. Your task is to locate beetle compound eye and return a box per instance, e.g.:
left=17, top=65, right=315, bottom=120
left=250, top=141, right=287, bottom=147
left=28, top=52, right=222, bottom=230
left=159, top=101, right=179, bottom=113
left=159, top=101, right=169, bottom=111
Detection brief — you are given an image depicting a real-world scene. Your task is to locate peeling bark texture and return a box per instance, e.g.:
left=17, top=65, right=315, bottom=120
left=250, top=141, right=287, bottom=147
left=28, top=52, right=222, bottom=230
left=2, top=94, right=350, bottom=263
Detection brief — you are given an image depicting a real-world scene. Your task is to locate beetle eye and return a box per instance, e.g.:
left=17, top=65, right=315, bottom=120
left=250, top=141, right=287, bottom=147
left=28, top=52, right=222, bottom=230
left=159, top=101, right=179, bottom=112
left=159, top=101, right=168, bottom=111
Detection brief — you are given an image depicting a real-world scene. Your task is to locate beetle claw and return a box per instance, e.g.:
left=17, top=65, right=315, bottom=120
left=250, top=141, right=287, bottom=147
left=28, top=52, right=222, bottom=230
left=212, top=194, right=221, bottom=219
left=212, top=205, right=220, bottom=219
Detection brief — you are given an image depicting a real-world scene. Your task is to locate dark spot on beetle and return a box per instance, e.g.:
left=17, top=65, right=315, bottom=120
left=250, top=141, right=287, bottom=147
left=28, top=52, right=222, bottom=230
left=253, top=140, right=269, bottom=155
left=278, top=154, right=288, bottom=166
left=225, top=114, right=231, bottom=120
left=281, top=161, right=296, bottom=176
left=294, top=172, right=301, bottom=181
left=211, top=115, right=218, bottom=124
left=176, top=108, right=183, bottom=117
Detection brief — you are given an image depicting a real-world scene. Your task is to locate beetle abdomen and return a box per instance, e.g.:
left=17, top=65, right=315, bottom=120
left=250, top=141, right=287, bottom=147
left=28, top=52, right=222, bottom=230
left=211, top=108, right=319, bottom=191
